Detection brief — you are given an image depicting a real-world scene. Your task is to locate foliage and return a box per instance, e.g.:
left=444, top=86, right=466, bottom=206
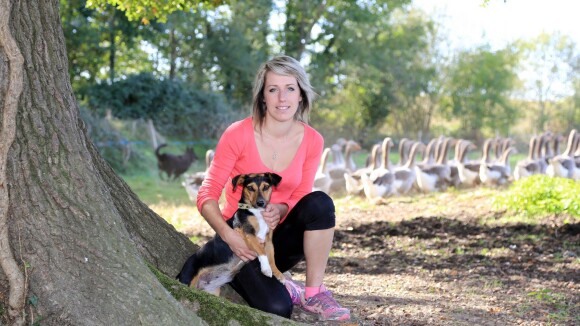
left=61, top=0, right=580, bottom=147
left=61, top=0, right=157, bottom=86
left=81, top=72, right=237, bottom=139
left=493, top=175, right=580, bottom=218
left=86, top=0, right=226, bottom=23
left=149, top=265, right=296, bottom=326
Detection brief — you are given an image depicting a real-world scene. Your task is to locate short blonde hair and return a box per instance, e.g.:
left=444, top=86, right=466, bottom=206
left=252, top=55, right=316, bottom=130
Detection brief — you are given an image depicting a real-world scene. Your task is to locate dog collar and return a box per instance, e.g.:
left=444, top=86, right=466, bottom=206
left=237, top=203, right=253, bottom=210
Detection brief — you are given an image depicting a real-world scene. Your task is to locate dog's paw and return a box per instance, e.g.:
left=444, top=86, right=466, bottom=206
left=275, top=274, right=285, bottom=284
left=258, top=256, right=273, bottom=277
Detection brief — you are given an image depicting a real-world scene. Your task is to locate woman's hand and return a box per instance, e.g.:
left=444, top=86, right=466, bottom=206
left=222, top=228, right=256, bottom=262
left=262, top=203, right=282, bottom=230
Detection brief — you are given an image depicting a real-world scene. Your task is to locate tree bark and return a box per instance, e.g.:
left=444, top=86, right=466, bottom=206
left=0, top=1, right=203, bottom=324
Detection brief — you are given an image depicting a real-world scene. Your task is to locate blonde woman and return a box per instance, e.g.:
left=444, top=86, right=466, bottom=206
left=195, top=55, right=350, bottom=321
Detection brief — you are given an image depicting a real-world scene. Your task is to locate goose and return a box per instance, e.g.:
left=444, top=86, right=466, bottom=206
left=182, top=149, right=215, bottom=203
left=343, top=140, right=362, bottom=172
left=361, top=137, right=395, bottom=200
left=414, top=137, right=453, bottom=193
left=416, top=138, right=438, bottom=170
left=393, top=142, right=424, bottom=195
left=396, top=138, right=411, bottom=167
left=547, top=129, right=579, bottom=179
left=480, top=142, right=517, bottom=186
left=313, top=147, right=333, bottom=193
left=535, top=132, right=552, bottom=174
left=514, top=136, right=541, bottom=181
left=456, top=140, right=481, bottom=188
left=344, top=144, right=380, bottom=196
left=323, top=140, right=362, bottom=194
left=437, top=137, right=460, bottom=188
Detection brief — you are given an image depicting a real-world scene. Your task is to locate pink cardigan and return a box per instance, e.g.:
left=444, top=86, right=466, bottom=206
left=196, top=117, right=324, bottom=223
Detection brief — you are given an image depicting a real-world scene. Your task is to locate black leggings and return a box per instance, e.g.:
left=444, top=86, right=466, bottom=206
left=228, top=191, right=336, bottom=318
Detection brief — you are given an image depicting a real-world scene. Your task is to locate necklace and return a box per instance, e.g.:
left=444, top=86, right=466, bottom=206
left=263, top=124, right=293, bottom=161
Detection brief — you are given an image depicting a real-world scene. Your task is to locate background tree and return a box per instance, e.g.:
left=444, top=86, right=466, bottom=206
left=441, top=46, right=520, bottom=142
left=517, top=32, right=577, bottom=132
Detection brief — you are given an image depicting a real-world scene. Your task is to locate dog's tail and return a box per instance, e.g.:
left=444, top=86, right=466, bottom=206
left=155, top=143, right=168, bottom=159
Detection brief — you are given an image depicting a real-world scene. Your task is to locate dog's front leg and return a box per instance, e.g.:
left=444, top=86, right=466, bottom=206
left=238, top=229, right=273, bottom=277
left=265, top=232, right=285, bottom=284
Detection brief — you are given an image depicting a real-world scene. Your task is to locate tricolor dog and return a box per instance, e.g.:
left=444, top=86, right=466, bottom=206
left=177, top=172, right=285, bottom=295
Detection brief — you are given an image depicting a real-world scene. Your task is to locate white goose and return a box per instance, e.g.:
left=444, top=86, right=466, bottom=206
left=361, top=137, right=395, bottom=200
left=182, top=149, right=215, bottom=203
left=514, top=136, right=541, bottom=181
left=415, top=138, right=453, bottom=194
left=344, top=144, right=380, bottom=196
left=547, top=129, right=579, bottom=179
left=313, top=147, right=333, bottom=193
left=393, top=142, right=424, bottom=195
left=456, top=140, right=481, bottom=188
left=480, top=141, right=517, bottom=186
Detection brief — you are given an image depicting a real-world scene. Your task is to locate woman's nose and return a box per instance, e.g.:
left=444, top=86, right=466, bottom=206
left=278, top=90, right=287, bottom=101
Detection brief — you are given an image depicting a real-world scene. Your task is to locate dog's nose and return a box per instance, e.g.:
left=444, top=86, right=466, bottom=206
left=256, top=199, right=266, bottom=208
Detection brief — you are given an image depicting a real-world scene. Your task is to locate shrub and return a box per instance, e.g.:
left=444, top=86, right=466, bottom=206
left=80, top=73, right=239, bottom=140
left=494, top=174, right=580, bottom=218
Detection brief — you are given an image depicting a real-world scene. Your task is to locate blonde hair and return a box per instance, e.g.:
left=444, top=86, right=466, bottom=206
left=252, top=55, right=316, bottom=130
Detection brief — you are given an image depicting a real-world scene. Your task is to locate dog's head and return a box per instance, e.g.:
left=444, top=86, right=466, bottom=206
left=231, top=173, right=282, bottom=208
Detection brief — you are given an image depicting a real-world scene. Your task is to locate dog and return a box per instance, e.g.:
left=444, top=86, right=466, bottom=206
left=177, top=172, right=285, bottom=295
left=155, top=143, right=198, bottom=180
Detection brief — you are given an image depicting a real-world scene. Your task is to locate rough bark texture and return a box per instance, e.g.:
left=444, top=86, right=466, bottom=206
left=0, top=0, right=26, bottom=324
left=0, top=1, right=205, bottom=325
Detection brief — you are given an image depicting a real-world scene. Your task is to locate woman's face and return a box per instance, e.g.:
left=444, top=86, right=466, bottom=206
left=263, top=71, right=302, bottom=123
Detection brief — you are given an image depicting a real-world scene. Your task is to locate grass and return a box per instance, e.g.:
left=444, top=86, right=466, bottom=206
left=493, top=174, right=580, bottom=219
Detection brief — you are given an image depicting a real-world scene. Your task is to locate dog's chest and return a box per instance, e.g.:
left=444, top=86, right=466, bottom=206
left=248, top=208, right=268, bottom=242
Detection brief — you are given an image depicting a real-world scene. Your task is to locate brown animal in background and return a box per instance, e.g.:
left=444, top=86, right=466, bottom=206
left=155, top=144, right=198, bottom=180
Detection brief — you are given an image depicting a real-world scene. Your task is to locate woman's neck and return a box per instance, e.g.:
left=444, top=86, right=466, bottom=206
left=260, top=119, right=295, bottom=140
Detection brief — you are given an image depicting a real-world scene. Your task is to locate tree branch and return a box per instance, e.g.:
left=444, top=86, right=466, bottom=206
left=0, top=0, right=26, bottom=324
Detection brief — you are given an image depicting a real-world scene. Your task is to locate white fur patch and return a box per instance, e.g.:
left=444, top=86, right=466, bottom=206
left=249, top=208, right=268, bottom=242
left=258, top=255, right=272, bottom=277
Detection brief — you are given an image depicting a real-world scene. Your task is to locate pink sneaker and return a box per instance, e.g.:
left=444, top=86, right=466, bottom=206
left=284, top=278, right=304, bottom=305
left=301, top=286, right=350, bottom=321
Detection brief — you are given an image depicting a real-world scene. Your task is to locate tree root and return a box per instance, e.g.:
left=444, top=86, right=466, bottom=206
left=0, top=0, right=26, bottom=324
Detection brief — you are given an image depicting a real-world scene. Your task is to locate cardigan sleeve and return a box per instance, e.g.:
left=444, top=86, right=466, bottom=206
left=196, top=120, right=245, bottom=214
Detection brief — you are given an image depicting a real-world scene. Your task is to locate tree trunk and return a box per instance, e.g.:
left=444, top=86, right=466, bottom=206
left=0, top=1, right=204, bottom=324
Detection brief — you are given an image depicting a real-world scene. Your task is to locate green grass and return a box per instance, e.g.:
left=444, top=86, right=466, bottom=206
left=493, top=174, right=580, bottom=219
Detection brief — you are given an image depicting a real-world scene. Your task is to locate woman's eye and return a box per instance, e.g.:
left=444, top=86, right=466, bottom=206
left=288, top=87, right=295, bottom=91
left=268, top=88, right=277, bottom=93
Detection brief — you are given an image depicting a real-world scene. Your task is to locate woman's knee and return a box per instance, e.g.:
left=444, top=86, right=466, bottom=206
left=300, top=191, right=336, bottom=230
left=255, top=295, right=293, bottom=318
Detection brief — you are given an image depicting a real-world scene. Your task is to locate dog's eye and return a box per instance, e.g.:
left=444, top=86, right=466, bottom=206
left=262, top=185, right=270, bottom=191
left=247, top=185, right=256, bottom=192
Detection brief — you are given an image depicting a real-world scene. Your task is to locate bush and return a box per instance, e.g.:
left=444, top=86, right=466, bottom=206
left=494, top=174, right=580, bottom=218
left=80, top=73, right=239, bottom=140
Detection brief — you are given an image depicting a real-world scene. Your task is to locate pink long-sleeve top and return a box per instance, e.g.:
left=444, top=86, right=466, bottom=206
left=196, top=117, right=324, bottom=223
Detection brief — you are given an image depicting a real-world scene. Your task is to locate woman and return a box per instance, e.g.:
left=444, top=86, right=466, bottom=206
left=196, top=55, right=350, bottom=321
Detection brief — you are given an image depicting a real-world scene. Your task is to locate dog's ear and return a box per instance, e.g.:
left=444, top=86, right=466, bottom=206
left=231, top=174, right=245, bottom=191
left=266, top=173, right=282, bottom=187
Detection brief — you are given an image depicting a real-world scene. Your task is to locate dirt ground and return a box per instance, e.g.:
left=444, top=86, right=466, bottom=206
left=184, top=188, right=579, bottom=325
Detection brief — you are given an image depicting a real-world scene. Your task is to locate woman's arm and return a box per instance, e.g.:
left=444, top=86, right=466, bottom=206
left=200, top=199, right=257, bottom=262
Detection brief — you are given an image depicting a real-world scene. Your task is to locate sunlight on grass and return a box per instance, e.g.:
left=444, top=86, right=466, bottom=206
left=493, top=175, right=580, bottom=219
left=149, top=202, right=198, bottom=230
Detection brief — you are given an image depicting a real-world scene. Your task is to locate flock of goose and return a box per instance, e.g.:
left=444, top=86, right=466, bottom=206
left=181, top=129, right=580, bottom=204
left=313, top=129, right=580, bottom=201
